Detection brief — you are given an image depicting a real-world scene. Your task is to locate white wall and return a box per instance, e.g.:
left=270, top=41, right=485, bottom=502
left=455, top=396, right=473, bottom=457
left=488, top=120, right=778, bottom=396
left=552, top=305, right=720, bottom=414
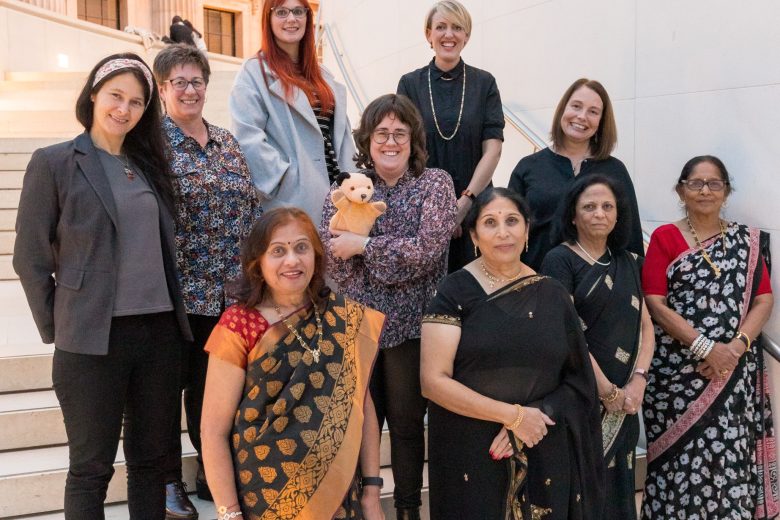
left=322, top=0, right=780, bottom=343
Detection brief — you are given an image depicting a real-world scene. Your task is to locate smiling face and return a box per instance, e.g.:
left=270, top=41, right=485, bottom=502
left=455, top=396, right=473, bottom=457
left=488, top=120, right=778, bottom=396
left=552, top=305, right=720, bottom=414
left=369, top=113, right=411, bottom=184
left=426, top=11, right=469, bottom=67
left=159, top=63, right=206, bottom=123
left=560, top=85, right=603, bottom=147
left=259, top=220, right=316, bottom=303
left=678, top=161, right=728, bottom=219
left=271, top=0, right=307, bottom=56
left=90, top=72, right=145, bottom=144
left=573, top=183, right=618, bottom=244
left=470, top=196, right=529, bottom=266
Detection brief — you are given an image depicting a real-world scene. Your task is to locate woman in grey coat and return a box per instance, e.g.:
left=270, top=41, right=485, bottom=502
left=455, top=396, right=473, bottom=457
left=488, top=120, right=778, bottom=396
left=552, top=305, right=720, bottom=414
left=230, top=0, right=355, bottom=224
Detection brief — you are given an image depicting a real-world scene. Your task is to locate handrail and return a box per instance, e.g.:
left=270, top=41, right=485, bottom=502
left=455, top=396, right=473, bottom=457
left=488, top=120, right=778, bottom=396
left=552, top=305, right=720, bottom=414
left=502, top=104, right=547, bottom=151
left=322, top=23, right=365, bottom=113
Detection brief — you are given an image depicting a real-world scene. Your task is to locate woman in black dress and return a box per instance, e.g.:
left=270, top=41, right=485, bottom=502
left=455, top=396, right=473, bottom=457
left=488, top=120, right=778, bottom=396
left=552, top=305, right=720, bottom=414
left=508, top=78, right=643, bottom=270
left=421, top=188, right=604, bottom=519
left=541, top=174, right=654, bottom=519
left=397, top=0, right=504, bottom=272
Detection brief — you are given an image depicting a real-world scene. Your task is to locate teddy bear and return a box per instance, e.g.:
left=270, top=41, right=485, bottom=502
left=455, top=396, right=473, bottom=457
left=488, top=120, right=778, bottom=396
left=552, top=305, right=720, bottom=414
left=329, top=171, right=387, bottom=236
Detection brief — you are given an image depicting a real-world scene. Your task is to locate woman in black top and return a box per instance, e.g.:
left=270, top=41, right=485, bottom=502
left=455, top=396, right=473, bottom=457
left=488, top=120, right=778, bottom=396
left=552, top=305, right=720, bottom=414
left=508, top=78, right=643, bottom=269
left=397, top=0, right=504, bottom=272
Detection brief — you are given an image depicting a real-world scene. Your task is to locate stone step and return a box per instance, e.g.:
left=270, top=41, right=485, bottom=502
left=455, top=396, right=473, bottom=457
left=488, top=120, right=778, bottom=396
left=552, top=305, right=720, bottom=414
left=0, top=209, right=16, bottom=230
left=0, top=390, right=63, bottom=452
left=0, top=255, right=16, bottom=280
left=0, top=172, right=24, bottom=190
left=0, top=189, right=21, bottom=208
left=0, top=111, right=80, bottom=137
left=0, top=138, right=65, bottom=153
left=0, top=153, right=32, bottom=170
left=0, top=354, right=52, bottom=392
left=0, top=434, right=199, bottom=518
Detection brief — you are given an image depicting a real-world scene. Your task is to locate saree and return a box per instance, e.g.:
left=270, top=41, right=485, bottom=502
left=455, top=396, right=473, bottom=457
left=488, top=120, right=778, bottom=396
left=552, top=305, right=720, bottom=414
left=423, top=272, right=605, bottom=519
left=642, top=223, right=778, bottom=519
left=207, top=292, right=384, bottom=520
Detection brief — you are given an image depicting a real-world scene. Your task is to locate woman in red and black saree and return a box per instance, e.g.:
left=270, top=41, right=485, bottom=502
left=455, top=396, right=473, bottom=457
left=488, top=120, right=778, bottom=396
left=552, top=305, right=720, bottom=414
left=421, top=188, right=605, bottom=519
left=200, top=208, right=386, bottom=520
left=641, top=156, right=777, bottom=519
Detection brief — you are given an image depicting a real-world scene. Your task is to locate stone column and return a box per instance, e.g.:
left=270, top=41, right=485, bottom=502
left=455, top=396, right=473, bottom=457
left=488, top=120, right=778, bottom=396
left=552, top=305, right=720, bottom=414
left=152, top=0, right=199, bottom=37
left=20, top=0, right=67, bottom=14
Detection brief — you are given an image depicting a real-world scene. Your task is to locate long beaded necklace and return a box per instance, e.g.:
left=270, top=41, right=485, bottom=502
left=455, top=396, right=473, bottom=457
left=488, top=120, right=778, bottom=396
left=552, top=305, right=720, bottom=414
left=686, top=216, right=727, bottom=278
left=575, top=240, right=612, bottom=266
left=427, top=61, right=466, bottom=141
left=273, top=300, right=323, bottom=363
left=480, top=261, right=525, bottom=290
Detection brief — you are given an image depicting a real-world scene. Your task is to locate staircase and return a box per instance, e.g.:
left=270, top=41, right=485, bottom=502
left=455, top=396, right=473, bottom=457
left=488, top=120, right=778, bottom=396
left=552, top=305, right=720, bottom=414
left=0, top=70, right=429, bottom=519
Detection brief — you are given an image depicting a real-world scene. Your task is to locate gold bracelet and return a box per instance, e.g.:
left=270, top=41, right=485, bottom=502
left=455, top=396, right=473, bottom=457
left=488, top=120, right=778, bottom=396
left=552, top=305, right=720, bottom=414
left=504, top=404, right=525, bottom=431
left=600, top=384, right=620, bottom=404
left=736, top=331, right=752, bottom=352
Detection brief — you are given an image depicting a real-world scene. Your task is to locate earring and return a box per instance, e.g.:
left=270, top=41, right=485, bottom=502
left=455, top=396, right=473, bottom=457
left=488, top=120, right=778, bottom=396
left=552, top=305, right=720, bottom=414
left=722, top=200, right=729, bottom=209
left=678, top=199, right=685, bottom=207
left=525, top=236, right=529, bottom=253
left=474, top=244, right=479, bottom=257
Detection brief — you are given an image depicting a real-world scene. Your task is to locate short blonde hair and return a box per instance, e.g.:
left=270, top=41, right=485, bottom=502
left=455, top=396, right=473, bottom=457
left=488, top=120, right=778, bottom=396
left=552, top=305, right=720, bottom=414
left=425, top=0, right=472, bottom=37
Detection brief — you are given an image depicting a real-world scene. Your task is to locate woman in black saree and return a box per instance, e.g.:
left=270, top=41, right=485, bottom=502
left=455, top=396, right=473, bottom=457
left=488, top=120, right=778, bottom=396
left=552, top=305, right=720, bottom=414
left=641, top=156, right=777, bottom=519
left=421, top=187, right=604, bottom=519
left=541, top=174, right=654, bottom=519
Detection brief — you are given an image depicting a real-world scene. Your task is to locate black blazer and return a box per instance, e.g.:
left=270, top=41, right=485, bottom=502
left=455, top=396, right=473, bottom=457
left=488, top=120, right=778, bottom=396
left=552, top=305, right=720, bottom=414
left=13, top=132, right=192, bottom=355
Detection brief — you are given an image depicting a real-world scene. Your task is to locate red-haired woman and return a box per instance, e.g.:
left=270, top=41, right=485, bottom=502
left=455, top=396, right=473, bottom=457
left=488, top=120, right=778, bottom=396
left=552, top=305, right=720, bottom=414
left=230, top=0, right=355, bottom=224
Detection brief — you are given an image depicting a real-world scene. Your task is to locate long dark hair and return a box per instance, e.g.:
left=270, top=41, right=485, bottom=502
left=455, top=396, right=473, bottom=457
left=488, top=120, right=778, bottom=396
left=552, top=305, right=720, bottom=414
left=75, top=53, right=173, bottom=212
left=556, top=174, right=631, bottom=251
left=230, top=208, right=327, bottom=308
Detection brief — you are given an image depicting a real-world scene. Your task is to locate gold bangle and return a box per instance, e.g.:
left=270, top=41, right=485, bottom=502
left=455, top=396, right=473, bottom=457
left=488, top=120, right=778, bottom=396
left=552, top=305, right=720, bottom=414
left=600, top=384, right=621, bottom=404
left=736, top=331, right=752, bottom=352
left=504, top=404, right=525, bottom=431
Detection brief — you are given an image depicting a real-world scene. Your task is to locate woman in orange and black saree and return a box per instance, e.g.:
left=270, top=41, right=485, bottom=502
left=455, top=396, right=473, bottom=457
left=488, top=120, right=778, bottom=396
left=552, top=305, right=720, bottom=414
left=641, top=156, right=777, bottom=519
left=420, top=188, right=605, bottom=519
left=200, top=208, right=386, bottom=520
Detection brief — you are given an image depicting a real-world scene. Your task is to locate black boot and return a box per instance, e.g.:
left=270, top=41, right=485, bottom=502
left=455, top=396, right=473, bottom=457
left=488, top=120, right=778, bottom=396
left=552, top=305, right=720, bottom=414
left=396, top=508, right=421, bottom=520
left=165, top=480, right=198, bottom=519
left=195, top=463, right=212, bottom=501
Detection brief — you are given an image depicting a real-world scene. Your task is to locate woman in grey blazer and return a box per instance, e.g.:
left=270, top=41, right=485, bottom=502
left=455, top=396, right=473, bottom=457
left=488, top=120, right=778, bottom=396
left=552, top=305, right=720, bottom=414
left=13, top=53, right=192, bottom=519
left=229, top=0, right=355, bottom=225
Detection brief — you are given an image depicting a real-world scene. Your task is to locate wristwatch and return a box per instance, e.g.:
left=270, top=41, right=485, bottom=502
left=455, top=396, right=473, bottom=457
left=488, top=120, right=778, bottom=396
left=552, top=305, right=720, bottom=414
left=361, top=476, right=384, bottom=488
left=633, top=368, right=648, bottom=381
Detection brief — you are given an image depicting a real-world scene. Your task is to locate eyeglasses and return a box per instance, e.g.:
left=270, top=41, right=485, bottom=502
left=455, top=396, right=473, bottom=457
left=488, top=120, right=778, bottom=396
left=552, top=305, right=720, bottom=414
left=271, top=6, right=309, bottom=19
left=165, top=77, right=207, bottom=91
left=372, top=130, right=410, bottom=145
left=680, top=179, right=729, bottom=192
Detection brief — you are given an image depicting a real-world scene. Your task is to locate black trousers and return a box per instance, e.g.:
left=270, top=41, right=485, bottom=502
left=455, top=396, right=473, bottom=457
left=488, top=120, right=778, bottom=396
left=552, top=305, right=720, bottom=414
left=52, top=312, right=181, bottom=520
left=164, top=313, right=219, bottom=481
left=369, top=338, right=427, bottom=510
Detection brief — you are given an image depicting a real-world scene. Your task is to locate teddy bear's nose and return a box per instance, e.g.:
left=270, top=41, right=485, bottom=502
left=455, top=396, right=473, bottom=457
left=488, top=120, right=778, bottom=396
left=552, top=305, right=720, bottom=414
left=361, top=194, right=367, bottom=200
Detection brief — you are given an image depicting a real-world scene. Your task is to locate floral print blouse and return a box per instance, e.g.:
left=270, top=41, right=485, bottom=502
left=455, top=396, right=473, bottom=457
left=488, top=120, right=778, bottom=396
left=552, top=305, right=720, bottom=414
left=164, top=116, right=262, bottom=316
left=320, top=167, right=456, bottom=349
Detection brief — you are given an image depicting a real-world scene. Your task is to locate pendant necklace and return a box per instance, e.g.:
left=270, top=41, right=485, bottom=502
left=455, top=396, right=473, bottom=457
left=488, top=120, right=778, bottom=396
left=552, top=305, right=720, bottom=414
left=575, top=240, right=612, bottom=266
left=686, top=217, right=727, bottom=278
left=427, top=60, right=466, bottom=141
left=274, top=300, right=323, bottom=363
left=108, top=153, right=136, bottom=181
left=481, top=261, right=525, bottom=290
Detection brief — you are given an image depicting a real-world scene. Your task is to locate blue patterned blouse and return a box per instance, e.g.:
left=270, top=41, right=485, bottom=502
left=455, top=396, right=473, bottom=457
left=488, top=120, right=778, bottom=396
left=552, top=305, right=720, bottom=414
left=164, top=116, right=262, bottom=316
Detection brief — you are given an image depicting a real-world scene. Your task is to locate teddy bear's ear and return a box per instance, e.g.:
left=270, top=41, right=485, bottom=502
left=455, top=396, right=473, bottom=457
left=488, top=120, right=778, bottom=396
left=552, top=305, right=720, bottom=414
left=335, top=171, right=352, bottom=186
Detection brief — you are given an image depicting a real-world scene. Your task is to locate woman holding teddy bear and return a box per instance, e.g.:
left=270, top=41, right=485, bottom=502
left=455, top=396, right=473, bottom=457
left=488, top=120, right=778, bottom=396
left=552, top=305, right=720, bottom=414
left=320, top=93, right=456, bottom=520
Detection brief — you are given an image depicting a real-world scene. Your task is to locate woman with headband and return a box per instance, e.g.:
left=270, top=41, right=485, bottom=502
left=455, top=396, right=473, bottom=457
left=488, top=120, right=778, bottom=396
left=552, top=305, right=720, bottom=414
left=13, top=53, right=192, bottom=518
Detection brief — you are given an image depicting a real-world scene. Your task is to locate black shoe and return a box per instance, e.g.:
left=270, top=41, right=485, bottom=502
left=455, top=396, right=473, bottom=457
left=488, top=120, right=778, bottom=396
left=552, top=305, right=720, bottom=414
left=165, top=480, right=198, bottom=520
left=195, top=464, right=213, bottom=502
left=396, top=508, right=421, bottom=520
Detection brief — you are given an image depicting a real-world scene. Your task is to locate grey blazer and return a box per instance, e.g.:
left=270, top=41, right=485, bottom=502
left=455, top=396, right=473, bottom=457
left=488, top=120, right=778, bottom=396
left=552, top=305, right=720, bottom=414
left=229, top=56, right=356, bottom=225
left=13, top=133, right=192, bottom=355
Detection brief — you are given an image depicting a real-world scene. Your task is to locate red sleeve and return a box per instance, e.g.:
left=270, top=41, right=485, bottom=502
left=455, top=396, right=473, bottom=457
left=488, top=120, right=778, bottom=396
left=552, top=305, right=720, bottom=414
left=757, top=258, right=772, bottom=295
left=642, top=224, right=687, bottom=296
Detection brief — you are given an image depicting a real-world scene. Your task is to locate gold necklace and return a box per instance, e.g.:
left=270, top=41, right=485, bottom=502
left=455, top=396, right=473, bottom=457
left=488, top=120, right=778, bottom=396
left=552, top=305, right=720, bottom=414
left=686, top=217, right=727, bottom=278
left=427, top=61, right=466, bottom=141
left=273, top=299, right=323, bottom=363
left=480, top=261, right=525, bottom=290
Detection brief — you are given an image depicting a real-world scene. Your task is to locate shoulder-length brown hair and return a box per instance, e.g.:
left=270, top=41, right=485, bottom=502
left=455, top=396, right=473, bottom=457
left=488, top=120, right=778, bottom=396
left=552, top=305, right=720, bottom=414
left=259, top=0, right=334, bottom=113
left=550, top=78, right=617, bottom=161
left=230, top=207, right=326, bottom=308
left=353, top=94, right=428, bottom=177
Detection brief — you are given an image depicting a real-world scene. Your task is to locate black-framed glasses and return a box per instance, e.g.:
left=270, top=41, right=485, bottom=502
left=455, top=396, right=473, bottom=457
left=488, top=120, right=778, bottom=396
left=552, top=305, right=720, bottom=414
left=271, top=6, right=309, bottom=19
left=680, top=179, right=729, bottom=192
left=372, top=130, right=410, bottom=145
left=165, top=77, right=207, bottom=91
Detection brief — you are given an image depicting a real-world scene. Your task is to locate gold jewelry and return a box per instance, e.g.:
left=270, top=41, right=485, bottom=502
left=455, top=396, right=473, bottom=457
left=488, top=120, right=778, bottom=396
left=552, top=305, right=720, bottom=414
left=686, top=216, right=727, bottom=278
left=273, top=299, right=323, bottom=363
left=427, top=61, right=466, bottom=141
left=736, top=331, right=752, bottom=352
left=480, top=261, right=525, bottom=290
left=98, top=147, right=136, bottom=180
left=599, top=384, right=620, bottom=404
left=504, top=404, right=525, bottom=431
